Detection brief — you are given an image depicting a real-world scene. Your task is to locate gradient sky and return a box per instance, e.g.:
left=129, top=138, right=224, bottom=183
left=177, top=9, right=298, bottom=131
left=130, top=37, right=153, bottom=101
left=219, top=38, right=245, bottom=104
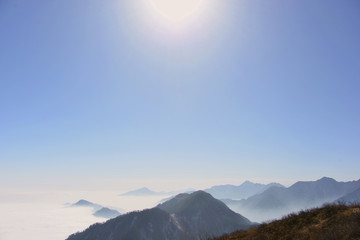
left=1, top=0, right=360, bottom=190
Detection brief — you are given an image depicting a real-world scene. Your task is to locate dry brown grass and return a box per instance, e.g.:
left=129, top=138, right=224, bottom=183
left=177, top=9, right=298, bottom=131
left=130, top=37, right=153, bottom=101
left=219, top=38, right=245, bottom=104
left=212, top=204, right=360, bottom=240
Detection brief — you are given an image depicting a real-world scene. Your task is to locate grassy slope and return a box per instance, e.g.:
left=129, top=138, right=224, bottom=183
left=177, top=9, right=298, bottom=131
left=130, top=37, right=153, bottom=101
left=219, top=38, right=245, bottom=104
left=213, top=204, right=360, bottom=240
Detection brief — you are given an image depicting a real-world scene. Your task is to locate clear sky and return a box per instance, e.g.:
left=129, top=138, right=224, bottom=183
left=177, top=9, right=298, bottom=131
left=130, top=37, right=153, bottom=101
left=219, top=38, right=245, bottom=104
left=1, top=0, right=359, bottom=191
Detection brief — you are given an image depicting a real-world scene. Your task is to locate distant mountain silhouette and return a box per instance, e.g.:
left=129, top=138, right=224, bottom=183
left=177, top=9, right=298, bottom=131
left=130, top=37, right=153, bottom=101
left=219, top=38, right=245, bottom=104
left=67, top=191, right=255, bottom=240
left=71, top=199, right=121, bottom=219
left=204, top=181, right=284, bottom=200
left=120, top=187, right=166, bottom=196
left=93, top=207, right=121, bottom=219
left=335, top=187, right=360, bottom=204
left=287, top=177, right=360, bottom=203
left=120, top=187, right=195, bottom=197
left=223, top=177, right=360, bottom=222
left=72, top=199, right=102, bottom=211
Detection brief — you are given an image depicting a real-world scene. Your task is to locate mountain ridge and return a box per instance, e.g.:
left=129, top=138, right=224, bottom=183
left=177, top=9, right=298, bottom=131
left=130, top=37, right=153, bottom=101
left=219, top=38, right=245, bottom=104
left=120, top=187, right=195, bottom=197
left=204, top=181, right=284, bottom=200
left=223, top=177, right=360, bottom=222
left=67, top=191, right=255, bottom=240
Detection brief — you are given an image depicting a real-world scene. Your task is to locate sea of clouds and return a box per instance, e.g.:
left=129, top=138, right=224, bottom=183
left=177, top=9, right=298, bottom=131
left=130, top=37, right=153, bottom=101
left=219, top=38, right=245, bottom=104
left=0, top=190, right=168, bottom=240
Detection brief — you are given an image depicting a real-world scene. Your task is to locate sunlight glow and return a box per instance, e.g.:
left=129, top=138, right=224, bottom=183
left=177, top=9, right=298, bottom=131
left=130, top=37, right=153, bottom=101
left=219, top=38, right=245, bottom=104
left=149, top=0, right=204, bottom=22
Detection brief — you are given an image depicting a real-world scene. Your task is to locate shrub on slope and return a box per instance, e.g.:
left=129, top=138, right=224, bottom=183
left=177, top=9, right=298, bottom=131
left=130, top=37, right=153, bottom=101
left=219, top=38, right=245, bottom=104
left=213, top=204, right=360, bottom=240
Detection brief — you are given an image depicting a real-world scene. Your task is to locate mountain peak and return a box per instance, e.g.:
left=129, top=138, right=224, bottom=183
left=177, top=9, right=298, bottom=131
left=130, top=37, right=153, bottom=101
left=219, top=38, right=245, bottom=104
left=189, top=190, right=213, bottom=198
left=73, top=199, right=94, bottom=206
left=93, top=207, right=121, bottom=219
left=241, top=181, right=256, bottom=186
left=318, top=177, right=336, bottom=182
left=242, top=180, right=252, bottom=184
left=157, top=190, right=221, bottom=214
left=120, top=187, right=158, bottom=196
left=157, top=190, right=252, bottom=224
left=157, top=190, right=254, bottom=238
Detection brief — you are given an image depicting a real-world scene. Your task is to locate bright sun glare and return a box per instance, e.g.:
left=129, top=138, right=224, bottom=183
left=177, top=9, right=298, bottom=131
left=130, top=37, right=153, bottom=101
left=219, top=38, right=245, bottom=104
left=149, top=0, right=204, bottom=22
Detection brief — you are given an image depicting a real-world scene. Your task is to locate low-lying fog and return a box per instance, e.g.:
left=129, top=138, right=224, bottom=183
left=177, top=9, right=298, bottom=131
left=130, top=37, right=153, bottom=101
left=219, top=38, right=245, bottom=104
left=0, top=190, right=170, bottom=240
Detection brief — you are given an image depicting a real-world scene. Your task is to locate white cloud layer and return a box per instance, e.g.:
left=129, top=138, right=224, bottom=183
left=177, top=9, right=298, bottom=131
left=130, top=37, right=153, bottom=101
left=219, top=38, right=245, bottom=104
left=0, top=190, right=168, bottom=240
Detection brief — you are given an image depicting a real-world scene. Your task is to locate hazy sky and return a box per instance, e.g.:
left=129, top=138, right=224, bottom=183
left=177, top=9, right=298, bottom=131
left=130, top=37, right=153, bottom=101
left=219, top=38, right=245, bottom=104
left=1, top=0, right=359, bottom=191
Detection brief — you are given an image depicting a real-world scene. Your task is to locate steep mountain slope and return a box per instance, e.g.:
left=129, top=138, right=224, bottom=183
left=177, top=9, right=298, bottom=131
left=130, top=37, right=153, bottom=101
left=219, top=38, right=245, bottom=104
left=67, top=191, right=255, bottom=240
left=67, top=208, right=188, bottom=240
left=223, top=177, right=360, bottom=222
left=213, top=204, right=360, bottom=240
left=157, top=191, right=255, bottom=238
left=335, top=187, right=360, bottom=204
left=205, top=181, right=284, bottom=200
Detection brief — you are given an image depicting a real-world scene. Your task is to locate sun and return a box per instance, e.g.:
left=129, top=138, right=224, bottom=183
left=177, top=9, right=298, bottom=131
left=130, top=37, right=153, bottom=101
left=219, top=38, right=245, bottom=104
left=149, top=0, right=204, bottom=22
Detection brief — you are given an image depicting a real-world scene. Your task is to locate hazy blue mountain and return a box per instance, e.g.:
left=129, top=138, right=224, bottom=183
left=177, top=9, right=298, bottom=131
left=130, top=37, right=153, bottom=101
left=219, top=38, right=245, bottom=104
left=67, top=191, right=255, bottom=240
left=223, top=177, right=360, bottom=222
left=120, top=187, right=165, bottom=196
left=335, top=187, right=360, bottom=204
left=120, top=187, right=195, bottom=197
left=72, top=199, right=102, bottom=211
left=72, top=199, right=122, bottom=219
left=93, top=207, right=121, bottom=219
left=204, top=181, right=284, bottom=200
left=287, top=177, right=360, bottom=202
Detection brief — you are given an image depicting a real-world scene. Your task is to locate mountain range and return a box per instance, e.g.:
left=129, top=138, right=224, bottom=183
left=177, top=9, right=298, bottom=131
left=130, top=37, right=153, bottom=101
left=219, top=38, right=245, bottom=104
left=223, top=177, right=360, bottom=222
left=122, top=182, right=284, bottom=199
left=204, top=181, right=284, bottom=200
left=119, top=187, right=195, bottom=197
left=67, top=191, right=256, bottom=240
left=68, top=177, right=360, bottom=239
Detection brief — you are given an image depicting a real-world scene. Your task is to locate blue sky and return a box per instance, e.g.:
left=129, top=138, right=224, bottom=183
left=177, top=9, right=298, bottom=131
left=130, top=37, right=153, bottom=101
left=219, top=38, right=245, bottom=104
left=1, top=0, right=359, bottom=190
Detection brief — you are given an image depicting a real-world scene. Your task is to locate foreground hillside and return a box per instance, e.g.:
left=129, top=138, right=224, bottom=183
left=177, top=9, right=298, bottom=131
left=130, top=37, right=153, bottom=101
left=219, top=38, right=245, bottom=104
left=214, top=204, right=360, bottom=240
